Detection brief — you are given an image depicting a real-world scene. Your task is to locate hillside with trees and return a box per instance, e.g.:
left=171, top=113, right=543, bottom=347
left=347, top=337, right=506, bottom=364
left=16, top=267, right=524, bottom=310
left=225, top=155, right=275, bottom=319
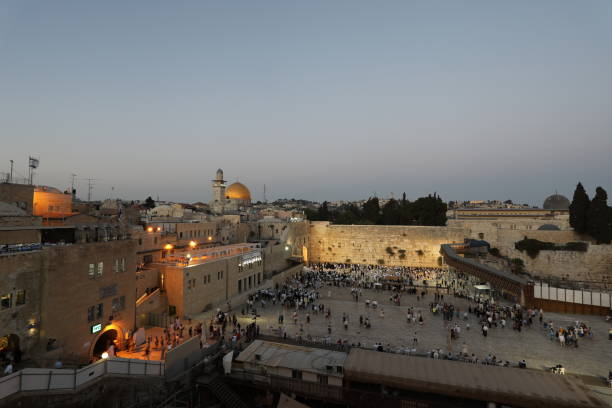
left=305, top=193, right=447, bottom=226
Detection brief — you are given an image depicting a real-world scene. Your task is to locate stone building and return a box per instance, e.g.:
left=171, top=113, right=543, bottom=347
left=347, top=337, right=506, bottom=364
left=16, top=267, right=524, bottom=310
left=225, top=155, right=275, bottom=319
left=0, top=216, right=137, bottom=364
left=154, top=243, right=263, bottom=318
left=210, top=169, right=252, bottom=214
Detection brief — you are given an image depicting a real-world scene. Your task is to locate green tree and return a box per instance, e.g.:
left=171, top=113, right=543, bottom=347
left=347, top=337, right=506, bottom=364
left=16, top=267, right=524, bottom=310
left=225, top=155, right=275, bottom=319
left=144, top=196, right=156, bottom=209
left=398, top=193, right=411, bottom=225
left=317, top=201, right=331, bottom=221
left=569, top=182, right=590, bottom=233
left=381, top=198, right=400, bottom=225
left=362, top=197, right=381, bottom=224
left=587, top=187, right=612, bottom=244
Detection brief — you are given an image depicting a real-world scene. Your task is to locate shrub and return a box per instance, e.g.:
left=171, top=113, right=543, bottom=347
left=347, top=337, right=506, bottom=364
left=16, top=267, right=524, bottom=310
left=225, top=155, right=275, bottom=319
left=489, top=247, right=500, bottom=257
left=399, top=253, right=406, bottom=260
left=510, top=258, right=525, bottom=273
left=515, top=238, right=589, bottom=259
left=416, top=249, right=424, bottom=256
left=385, top=246, right=395, bottom=256
left=377, top=259, right=385, bottom=265
left=563, top=242, right=588, bottom=252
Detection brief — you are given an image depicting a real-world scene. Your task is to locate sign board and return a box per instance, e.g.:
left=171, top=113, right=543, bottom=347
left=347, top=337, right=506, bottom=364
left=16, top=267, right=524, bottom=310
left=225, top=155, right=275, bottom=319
left=91, top=323, right=102, bottom=334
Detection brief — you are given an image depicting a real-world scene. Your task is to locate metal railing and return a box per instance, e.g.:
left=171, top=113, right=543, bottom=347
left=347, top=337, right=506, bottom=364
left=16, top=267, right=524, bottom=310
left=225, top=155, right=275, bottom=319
left=0, top=357, right=165, bottom=401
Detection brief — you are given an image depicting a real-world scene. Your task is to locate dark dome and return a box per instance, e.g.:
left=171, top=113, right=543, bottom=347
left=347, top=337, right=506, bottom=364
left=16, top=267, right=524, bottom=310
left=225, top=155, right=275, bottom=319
left=543, top=194, right=570, bottom=210
left=538, top=224, right=560, bottom=231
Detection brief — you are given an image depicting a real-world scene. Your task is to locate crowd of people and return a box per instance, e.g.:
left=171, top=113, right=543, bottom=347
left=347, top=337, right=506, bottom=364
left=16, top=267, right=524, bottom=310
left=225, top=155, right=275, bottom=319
left=229, top=262, right=602, bottom=375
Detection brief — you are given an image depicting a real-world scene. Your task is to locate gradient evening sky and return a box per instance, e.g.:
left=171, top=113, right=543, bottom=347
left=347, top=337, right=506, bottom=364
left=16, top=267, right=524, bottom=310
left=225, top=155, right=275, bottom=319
left=1, top=1, right=611, bottom=205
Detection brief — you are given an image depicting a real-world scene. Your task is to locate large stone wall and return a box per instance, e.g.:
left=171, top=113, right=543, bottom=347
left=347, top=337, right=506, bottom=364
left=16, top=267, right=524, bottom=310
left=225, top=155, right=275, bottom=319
left=448, top=219, right=576, bottom=250
left=506, top=245, right=612, bottom=289
left=307, top=222, right=466, bottom=267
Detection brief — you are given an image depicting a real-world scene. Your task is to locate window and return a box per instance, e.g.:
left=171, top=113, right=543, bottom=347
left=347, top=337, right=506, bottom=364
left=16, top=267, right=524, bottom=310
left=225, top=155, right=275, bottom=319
left=138, top=238, right=143, bottom=245
left=291, top=370, right=302, bottom=380
left=179, top=232, right=183, bottom=238
left=96, top=303, right=104, bottom=319
left=87, top=305, right=95, bottom=322
left=317, top=375, right=328, bottom=385
left=238, top=280, right=242, bottom=293
left=114, top=258, right=126, bottom=273
left=336, top=366, right=343, bottom=374
left=1, top=294, right=12, bottom=309
left=16, top=290, right=25, bottom=306
left=88, top=263, right=95, bottom=279
left=96, top=262, right=104, bottom=277
left=112, top=296, right=125, bottom=312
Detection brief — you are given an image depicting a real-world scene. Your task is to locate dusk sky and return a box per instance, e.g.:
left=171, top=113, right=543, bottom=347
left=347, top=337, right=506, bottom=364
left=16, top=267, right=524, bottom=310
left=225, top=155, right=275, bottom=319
left=1, top=1, right=611, bottom=205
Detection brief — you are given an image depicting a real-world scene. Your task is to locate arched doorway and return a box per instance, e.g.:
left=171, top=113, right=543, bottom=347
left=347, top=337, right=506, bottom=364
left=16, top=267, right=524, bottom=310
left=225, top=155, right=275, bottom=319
left=92, top=329, right=118, bottom=359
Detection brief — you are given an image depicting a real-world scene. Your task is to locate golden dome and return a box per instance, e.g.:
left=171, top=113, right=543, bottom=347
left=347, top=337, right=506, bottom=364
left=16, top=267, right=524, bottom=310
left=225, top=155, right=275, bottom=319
left=225, top=182, right=251, bottom=201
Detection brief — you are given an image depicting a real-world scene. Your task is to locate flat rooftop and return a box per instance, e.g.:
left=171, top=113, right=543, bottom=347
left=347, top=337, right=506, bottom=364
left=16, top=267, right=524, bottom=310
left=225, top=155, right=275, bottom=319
left=151, top=243, right=260, bottom=267
left=344, top=348, right=606, bottom=408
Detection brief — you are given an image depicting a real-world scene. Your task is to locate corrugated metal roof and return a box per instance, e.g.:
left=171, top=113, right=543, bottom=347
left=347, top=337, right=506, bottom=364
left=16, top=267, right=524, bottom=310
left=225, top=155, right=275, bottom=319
left=344, top=348, right=605, bottom=408
left=236, top=340, right=347, bottom=377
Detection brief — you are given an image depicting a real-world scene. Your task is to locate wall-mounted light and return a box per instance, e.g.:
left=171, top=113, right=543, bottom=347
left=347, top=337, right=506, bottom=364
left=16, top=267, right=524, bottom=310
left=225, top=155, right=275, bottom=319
left=146, top=226, right=154, bottom=232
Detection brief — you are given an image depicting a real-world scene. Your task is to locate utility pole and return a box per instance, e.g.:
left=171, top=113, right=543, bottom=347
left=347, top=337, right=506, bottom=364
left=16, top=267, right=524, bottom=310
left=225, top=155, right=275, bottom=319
left=9, top=160, right=13, bottom=183
left=263, top=184, right=267, bottom=203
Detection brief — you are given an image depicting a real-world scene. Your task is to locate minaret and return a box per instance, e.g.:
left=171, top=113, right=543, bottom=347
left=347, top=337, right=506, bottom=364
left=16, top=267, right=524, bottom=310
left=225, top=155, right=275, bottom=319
left=212, top=168, right=226, bottom=202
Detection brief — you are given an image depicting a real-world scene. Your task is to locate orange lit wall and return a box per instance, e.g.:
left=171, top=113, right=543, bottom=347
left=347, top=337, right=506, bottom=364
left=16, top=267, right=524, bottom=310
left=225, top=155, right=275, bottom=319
left=33, top=191, right=74, bottom=218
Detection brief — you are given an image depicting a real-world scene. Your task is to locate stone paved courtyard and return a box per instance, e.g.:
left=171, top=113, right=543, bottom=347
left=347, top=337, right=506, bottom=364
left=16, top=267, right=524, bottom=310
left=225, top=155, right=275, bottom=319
left=235, top=284, right=612, bottom=379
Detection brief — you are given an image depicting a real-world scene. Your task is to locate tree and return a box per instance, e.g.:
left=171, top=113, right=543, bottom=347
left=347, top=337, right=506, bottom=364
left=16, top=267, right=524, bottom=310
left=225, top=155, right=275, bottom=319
left=398, top=193, right=411, bottom=225
left=587, top=187, right=612, bottom=244
left=569, top=182, right=590, bottom=233
left=317, top=201, right=331, bottom=221
left=381, top=199, right=400, bottom=225
left=144, top=196, right=156, bottom=209
left=362, top=197, right=381, bottom=224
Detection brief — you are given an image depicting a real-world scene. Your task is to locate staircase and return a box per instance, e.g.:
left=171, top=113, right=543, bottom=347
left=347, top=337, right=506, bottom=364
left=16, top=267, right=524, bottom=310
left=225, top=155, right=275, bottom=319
left=203, top=376, right=249, bottom=408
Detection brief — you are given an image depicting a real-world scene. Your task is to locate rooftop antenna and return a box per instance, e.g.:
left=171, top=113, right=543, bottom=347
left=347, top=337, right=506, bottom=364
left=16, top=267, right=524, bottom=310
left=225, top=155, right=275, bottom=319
left=28, top=156, right=39, bottom=185
left=263, top=184, right=267, bottom=203
left=70, top=173, right=77, bottom=198
left=9, top=160, right=14, bottom=183
left=84, top=178, right=96, bottom=201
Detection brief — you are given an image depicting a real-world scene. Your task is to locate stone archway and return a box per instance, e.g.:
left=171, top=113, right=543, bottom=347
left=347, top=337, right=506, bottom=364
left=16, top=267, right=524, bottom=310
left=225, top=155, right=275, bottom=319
left=91, top=327, right=120, bottom=359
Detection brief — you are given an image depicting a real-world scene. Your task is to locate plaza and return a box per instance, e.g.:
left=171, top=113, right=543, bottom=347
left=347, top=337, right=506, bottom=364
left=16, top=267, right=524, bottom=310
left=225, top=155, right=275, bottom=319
left=233, top=277, right=611, bottom=380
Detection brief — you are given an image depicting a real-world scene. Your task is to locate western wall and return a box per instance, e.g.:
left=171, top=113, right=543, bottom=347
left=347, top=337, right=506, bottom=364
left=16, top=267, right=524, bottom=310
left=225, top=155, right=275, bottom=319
left=302, top=220, right=611, bottom=289
left=306, top=222, right=466, bottom=267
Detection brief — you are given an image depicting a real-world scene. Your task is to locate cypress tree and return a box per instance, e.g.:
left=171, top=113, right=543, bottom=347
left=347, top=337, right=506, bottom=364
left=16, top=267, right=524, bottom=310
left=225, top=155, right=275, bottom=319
left=586, top=187, right=612, bottom=244
left=569, top=182, right=589, bottom=233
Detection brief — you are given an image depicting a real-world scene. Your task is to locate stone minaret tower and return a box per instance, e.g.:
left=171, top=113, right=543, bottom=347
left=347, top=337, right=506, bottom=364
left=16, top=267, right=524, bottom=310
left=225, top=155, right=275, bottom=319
left=212, top=168, right=226, bottom=202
